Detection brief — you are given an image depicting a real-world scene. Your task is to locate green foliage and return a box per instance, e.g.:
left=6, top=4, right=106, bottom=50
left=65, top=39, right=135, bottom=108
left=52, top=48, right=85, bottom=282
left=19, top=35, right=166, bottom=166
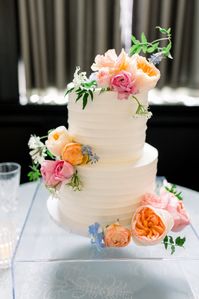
left=163, top=235, right=186, bottom=254
left=130, top=26, right=172, bottom=59
left=74, top=80, right=97, bottom=110
left=27, top=164, right=41, bottom=181
left=165, top=184, right=183, bottom=200
left=67, top=170, right=83, bottom=191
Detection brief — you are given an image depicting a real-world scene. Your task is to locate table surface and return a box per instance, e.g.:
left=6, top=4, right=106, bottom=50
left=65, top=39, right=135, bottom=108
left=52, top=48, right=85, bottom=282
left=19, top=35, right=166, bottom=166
left=1, top=181, right=199, bottom=299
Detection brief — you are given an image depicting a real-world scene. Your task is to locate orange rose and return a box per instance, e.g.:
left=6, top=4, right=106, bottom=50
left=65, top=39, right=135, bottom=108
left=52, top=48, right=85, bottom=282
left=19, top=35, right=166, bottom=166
left=104, top=223, right=131, bottom=247
left=131, top=206, right=174, bottom=246
left=61, top=143, right=88, bottom=165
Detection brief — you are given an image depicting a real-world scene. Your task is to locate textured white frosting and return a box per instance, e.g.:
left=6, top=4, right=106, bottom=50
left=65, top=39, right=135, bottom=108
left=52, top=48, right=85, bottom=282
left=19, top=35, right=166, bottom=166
left=48, top=90, right=158, bottom=236
left=68, top=91, right=148, bottom=163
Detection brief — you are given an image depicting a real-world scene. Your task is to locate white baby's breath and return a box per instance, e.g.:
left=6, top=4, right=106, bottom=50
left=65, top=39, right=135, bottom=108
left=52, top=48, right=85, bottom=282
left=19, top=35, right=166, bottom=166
left=73, top=66, right=88, bottom=87
left=28, top=135, right=47, bottom=165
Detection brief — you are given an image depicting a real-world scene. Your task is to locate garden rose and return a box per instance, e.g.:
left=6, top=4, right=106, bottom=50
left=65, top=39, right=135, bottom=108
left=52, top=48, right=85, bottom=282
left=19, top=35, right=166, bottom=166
left=165, top=194, right=190, bottom=232
left=131, top=206, right=174, bottom=246
left=45, top=126, right=72, bottom=157
left=110, top=71, right=138, bottom=99
left=41, top=160, right=74, bottom=187
left=140, top=192, right=169, bottom=209
left=91, top=49, right=117, bottom=71
left=96, top=68, right=111, bottom=87
left=61, top=143, right=88, bottom=165
left=133, top=55, right=160, bottom=92
left=104, top=223, right=131, bottom=247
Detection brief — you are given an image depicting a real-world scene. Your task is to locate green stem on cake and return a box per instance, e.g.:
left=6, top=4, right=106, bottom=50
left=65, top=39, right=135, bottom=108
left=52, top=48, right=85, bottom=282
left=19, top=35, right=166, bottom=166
left=132, top=96, right=151, bottom=117
left=67, top=170, right=83, bottom=191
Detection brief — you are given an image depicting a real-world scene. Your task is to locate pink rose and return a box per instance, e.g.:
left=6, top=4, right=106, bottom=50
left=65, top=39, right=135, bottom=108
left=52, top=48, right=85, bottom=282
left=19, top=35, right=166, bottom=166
left=110, top=71, right=138, bottom=99
left=104, top=223, right=131, bottom=247
left=165, top=195, right=190, bottom=232
left=41, top=160, right=74, bottom=187
left=140, top=192, right=169, bottom=209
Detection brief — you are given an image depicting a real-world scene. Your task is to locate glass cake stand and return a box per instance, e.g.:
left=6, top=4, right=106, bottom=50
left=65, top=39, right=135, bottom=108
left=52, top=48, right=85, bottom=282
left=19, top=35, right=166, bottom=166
left=11, top=179, right=199, bottom=299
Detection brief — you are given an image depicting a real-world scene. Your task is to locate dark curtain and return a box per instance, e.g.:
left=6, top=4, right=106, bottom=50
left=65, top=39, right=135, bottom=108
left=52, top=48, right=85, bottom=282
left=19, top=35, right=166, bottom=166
left=18, top=0, right=121, bottom=91
left=132, top=0, right=199, bottom=89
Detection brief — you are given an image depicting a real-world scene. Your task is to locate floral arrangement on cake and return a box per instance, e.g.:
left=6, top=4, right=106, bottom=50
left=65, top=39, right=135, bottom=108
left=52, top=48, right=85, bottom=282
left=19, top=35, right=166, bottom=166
left=89, top=180, right=190, bottom=254
left=28, top=126, right=99, bottom=191
left=65, top=26, right=172, bottom=117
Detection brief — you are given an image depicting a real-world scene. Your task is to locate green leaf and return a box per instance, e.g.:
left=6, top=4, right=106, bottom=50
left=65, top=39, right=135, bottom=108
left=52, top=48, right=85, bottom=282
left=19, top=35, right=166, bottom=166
left=147, top=42, right=159, bottom=53
left=75, top=92, right=83, bottom=102
left=156, top=26, right=168, bottom=34
left=46, top=149, right=54, bottom=159
left=175, top=236, right=186, bottom=247
left=169, top=236, right=174, bottom=244
left=131, top=35, right=139, bottom=45
left=171, top=244, right=175, bottom=255
left=130, top=44, right=142, bottom=55
left=64, top=87, right=74, bottom=97
left=141, top=32, right=147, bottom=44
left=82, top=93, right=89, bottom=109
left=88, top=90, right=93, bottom=101
left=163, top=236, right=168, bottom=250
left=27, top=164, right=41, bottom=181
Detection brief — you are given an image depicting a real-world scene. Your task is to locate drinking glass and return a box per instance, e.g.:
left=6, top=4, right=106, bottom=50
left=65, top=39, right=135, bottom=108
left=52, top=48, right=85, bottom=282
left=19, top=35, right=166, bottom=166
left=0, top=162, right=21, bottom=269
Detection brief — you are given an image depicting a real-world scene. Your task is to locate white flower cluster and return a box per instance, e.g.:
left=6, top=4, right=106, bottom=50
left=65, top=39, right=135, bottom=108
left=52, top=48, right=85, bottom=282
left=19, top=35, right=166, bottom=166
left=28, top=135, right=47, bottom=165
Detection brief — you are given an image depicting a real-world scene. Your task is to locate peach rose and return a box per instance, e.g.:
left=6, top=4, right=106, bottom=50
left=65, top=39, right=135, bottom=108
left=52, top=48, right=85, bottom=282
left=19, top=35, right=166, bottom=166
left=113, top=49, right=136, bottom=75
left=133, top=54, right=160, bottom=92
left=45, top=126, right=72, bottom=157
left=104, top=223, right=131, bottom=247
left=140, top=192, right=169, bottom=209
left=61, top=143, right=88, bottom=166
left=131, top=206, right=174, bottom=246
left=91, top=49, right=118, bottom=71
left=96, top=67, right=111, bottom=88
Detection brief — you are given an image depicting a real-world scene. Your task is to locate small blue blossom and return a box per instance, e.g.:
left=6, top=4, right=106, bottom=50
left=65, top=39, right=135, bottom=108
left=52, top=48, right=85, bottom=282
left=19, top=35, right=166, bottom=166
left=88, top=223, right=105, bottom=251
left=149, top=52, right=164, bottom=65
left=82, top=145, right=93, bottom=156
left=90, top=153, right=100, bottom=164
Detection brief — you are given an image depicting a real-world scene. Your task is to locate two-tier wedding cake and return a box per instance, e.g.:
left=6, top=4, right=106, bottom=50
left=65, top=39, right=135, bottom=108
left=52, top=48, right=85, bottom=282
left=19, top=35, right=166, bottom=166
left=28, top=28, right=190, bottom=250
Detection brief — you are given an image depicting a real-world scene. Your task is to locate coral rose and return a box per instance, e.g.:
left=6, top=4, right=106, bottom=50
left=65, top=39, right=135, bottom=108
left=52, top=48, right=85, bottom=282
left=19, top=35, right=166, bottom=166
left=110, top=71, right=138, bottom=99
left=104, top=223, right=131, bottom=247
left=45, top=126, right=72, bottom=157
left=41, top=160, right=74, bottom=187
left=133, top=54, right=160, bottom=92
left=131, top=206, right=174, bottom=246
left=61, top=143, right=88, bottom=165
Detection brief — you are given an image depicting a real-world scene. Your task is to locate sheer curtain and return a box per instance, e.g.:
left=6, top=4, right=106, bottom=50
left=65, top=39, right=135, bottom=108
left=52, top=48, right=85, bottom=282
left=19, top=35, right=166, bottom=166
left=132, top=0, right=199, bottom=90
left=18, top=0, right=121, bottom=93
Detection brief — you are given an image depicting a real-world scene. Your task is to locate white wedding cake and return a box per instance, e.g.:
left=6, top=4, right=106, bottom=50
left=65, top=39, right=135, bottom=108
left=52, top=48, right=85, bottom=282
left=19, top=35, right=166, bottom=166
left=47, top=90, right=158, bottom=236
left=28, top=30, right=190, bottom=250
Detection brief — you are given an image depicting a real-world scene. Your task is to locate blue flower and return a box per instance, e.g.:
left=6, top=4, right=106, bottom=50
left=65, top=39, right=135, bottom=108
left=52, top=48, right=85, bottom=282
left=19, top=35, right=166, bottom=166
left=149, top=52, right=164, bottom=65
left=82, top=145, right=92, bottom=156
left=88, top=223, right=105, bottom=251
left=90, top=153, right=99, bottom=164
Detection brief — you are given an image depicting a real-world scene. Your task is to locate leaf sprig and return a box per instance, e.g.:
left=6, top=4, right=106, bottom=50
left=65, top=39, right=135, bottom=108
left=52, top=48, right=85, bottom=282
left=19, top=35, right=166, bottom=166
left=65, top=80, right=97, bottom=110
left=165, top=184, right=183, bottom=201
left=130, top=26, right=172, bottom=59
left=132, top=96, right=152, bottom=118
left=27, top=164, right=41, bottom=181
left=67, top=170, right=83, bottom=191
left=163, top=235, right=186, bottom=255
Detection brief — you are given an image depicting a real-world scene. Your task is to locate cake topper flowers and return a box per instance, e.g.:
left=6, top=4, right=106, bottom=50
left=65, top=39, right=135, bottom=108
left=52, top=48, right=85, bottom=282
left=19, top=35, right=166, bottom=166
left=65, top=26, right=172, bottom=116
left=28, top=126, right=99, bottom=191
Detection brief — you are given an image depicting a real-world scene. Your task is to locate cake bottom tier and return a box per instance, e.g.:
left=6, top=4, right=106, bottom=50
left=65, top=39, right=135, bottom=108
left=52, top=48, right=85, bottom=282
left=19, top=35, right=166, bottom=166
left=47, top=143, right=158, bottom=236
